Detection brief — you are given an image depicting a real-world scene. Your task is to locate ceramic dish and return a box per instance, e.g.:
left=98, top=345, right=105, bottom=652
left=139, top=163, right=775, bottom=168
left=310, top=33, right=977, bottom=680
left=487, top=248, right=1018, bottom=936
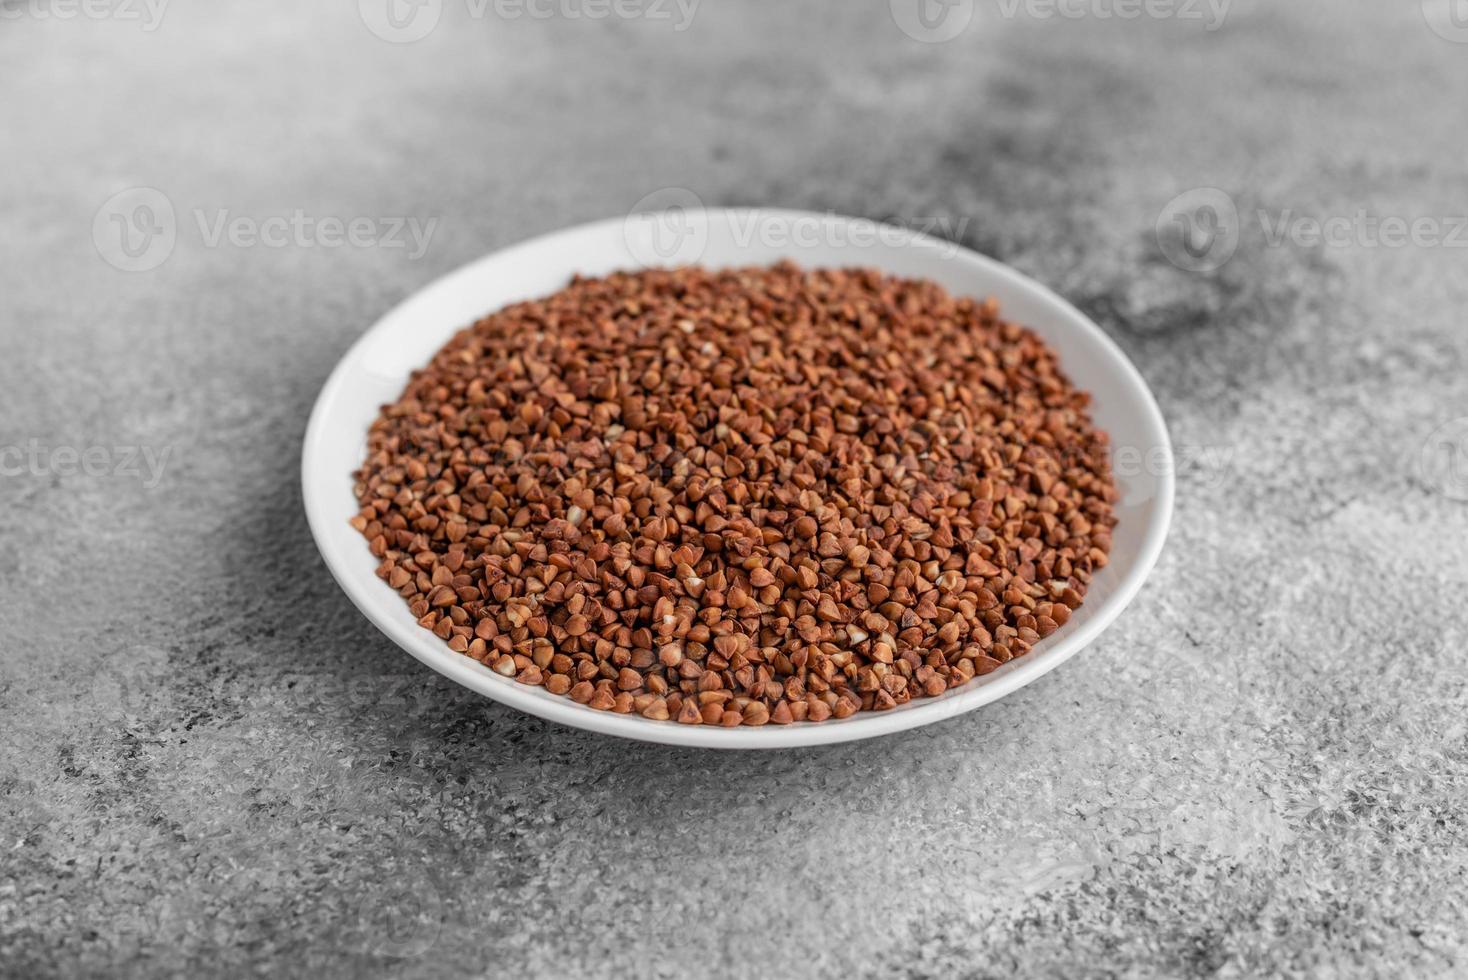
left=303, top=208, right=1174, bottom=748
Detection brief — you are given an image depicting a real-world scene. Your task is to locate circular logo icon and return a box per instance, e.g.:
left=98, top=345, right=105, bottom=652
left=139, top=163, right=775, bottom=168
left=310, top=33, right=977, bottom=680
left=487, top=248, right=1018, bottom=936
left=93, top=187, right=176, bottom=273
left=89, top=644, right=171, bottom=721
left=890, top=0, right=975, bottom=43
left=1419, top=416, right=1468, bottom=501
left=353, top=867, right=445, bottom=957
left=193, top=733, right=262, bottom=812
left=1155, top=187, right=1240, bottom=273
left=1422, top=0, right=1468, bottom=43
left=358, top=0, right=442, bottom=43
left=623, top=187, right=709, bottom=268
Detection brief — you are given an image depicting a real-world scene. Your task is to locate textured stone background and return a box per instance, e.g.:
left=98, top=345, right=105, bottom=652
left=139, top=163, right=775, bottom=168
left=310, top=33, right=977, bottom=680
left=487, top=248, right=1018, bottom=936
left=3, top=2, right=1467, bottom=977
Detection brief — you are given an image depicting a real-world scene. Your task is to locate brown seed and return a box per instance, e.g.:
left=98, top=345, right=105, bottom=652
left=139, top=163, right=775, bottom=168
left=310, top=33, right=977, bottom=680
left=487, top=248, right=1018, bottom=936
left=352, top=264, right=1116, bottom=727
left=972, top=655, right=1004, bottom=675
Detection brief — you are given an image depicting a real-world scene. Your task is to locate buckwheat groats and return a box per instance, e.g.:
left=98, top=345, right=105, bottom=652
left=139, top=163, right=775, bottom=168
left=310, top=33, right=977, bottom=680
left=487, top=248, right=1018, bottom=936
left=351, top=262, right=1117, bottom=726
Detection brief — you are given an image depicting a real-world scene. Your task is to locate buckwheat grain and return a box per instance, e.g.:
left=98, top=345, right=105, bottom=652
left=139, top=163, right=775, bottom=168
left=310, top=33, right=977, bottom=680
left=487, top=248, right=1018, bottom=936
left=351, top=263, right=1117, bottom=726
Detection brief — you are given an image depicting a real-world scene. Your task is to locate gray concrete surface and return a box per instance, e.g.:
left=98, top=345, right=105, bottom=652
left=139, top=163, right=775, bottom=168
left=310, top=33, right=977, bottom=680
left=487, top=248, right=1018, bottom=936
left=3, top=2, right=1467, bottom=977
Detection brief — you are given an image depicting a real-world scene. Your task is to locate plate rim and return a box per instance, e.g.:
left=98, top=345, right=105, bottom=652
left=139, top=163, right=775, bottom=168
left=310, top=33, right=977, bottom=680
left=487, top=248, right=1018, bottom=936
left=302, top=207, right=1175, bottom=749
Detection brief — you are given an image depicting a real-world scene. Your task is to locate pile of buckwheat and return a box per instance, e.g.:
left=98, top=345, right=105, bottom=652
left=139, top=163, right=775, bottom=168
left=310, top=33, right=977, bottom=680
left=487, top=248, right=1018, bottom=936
left=351, top=262, right=1117, bottom=726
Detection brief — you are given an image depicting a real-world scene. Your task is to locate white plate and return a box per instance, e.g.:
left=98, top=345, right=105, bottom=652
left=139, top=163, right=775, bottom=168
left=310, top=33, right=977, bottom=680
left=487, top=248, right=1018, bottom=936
left=303, top=208, right=1174, bottom=749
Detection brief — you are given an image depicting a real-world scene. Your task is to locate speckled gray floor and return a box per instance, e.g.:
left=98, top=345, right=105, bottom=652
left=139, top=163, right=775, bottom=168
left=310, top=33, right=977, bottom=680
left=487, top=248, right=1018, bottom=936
left=4, top=2, right=1467, bottom=977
